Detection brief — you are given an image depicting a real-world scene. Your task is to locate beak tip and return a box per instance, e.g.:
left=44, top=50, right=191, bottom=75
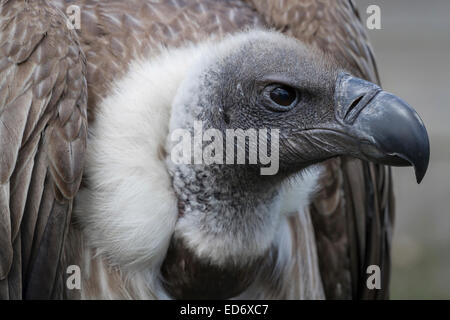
left=415, top=170, right=425, bottom=184
left=414, top=133, right=430, bottom=184
left=414, top=155, right=429, bottom=184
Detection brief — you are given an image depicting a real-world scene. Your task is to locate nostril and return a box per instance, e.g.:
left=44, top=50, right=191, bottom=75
left=344, top=95, right=364, bottom=120
left=343, top=88, right=382, bottom=124
left=334, top=72, right=383, bottom=124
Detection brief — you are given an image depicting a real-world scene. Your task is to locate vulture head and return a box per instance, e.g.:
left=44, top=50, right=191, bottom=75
left=169, top=31, right=429, bottom=179
left=79, top=30, right=429, bottom=299
left=160, top=31, right=430, bottom=298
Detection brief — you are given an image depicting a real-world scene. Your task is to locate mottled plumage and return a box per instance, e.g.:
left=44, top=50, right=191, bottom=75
left=0, top=0, right=87, bottom=299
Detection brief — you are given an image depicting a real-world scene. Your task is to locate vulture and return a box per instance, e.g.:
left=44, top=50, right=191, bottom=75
left=0, top=0, right=429, bottom=300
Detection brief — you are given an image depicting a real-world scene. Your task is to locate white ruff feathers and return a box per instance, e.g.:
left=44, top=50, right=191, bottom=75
left=74, top=30, right=324, bottom=299
left=74, top=46, right=201, bottom=272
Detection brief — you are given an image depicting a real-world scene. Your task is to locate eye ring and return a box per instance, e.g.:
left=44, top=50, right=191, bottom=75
left=268, top=85, right=298, bottom=110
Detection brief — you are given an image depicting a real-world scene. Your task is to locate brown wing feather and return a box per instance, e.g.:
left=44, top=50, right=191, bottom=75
left=0, top=0, right=87, bottom=299
left=50, top=0, right=264, bottom=121
left=246, top=0, right=393, bottom=299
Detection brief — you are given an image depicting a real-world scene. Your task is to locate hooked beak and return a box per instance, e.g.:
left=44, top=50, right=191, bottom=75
left=333, top=72, right=430, bottom=183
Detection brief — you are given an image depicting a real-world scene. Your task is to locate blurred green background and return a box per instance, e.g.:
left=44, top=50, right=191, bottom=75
left=355, top=0, right=450, bottom=299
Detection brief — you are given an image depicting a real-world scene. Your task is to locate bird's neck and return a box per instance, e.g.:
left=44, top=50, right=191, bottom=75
left=160, top=162, right=285, bottom=298
left=168, top=162, right=285, bottom=265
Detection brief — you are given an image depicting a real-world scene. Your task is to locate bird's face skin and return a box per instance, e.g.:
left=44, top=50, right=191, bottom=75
left=192, top=31, right=429, bottom=181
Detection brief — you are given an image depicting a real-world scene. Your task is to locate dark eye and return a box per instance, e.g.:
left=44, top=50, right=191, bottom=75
left=269, top=85, right=298, bottom=108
